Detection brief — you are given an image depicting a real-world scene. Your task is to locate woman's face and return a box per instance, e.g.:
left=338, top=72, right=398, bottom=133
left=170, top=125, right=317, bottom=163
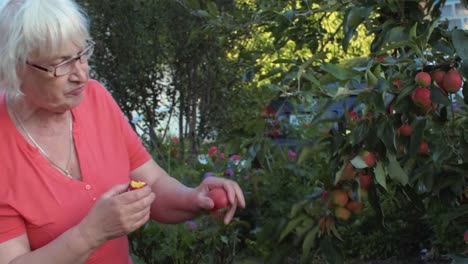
left=19, top=41, right=91, bottom=113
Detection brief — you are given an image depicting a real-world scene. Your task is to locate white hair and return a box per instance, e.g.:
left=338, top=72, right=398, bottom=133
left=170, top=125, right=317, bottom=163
left=0, top=0, right=91, bottom=96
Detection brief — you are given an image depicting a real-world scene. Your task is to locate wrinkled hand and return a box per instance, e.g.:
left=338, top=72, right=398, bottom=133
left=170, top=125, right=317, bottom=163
left=78, top=183, right=155, bottom=248
left=194, top=176, right=245, bottom=225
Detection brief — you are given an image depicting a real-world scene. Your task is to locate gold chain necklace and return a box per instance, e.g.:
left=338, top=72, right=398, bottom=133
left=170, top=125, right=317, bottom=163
left=12, top=108, right=74, bottom=178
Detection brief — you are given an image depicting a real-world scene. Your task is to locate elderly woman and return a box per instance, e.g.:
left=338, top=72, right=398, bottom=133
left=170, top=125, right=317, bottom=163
left=0, top=0, right=245, bottom=263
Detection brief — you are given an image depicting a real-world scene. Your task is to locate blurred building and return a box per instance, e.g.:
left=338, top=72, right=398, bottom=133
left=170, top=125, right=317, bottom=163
left=440, top=0, right=468, bottom=29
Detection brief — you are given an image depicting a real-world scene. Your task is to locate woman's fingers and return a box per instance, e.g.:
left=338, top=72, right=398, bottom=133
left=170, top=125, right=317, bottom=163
left=198, top=176, right=245, bottom=224
left=83, top=184, right=155, bottom=241
left=224, top=199, right=238, bottom=224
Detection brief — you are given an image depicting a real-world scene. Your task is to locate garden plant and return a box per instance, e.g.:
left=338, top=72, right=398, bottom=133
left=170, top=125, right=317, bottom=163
left=79, top=0, right=468, bottom=263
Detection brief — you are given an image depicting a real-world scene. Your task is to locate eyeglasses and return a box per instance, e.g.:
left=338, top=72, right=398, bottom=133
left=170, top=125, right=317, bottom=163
left=26, top=40, right=95, bottom=77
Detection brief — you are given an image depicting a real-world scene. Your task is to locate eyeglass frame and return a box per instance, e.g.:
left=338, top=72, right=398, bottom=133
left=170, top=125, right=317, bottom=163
left=26, top=40, right=95, bottom=77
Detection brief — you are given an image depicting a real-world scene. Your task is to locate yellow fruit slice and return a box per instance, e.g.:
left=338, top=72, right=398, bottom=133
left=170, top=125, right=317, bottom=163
left=128, top=180, right=147, bottom=190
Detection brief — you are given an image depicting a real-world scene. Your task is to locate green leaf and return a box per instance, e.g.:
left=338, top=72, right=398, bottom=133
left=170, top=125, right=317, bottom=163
left=185, top=0, right=200, bottom=9
left=259, top=67, right=285, bottom=80
left=379, top=121, right=397, bottom=154
left=320, top=63, right=360, bottom=81
left=402, top=185, right=425, bottom=212
left=430, top=85, right=450, bottom=105
left=290, top=200, right=306, bottom=218
left=374, top=161, right=387, bottom=190
left=282, top=10, right=296, bottom=23
left=386, top=26, right=407, bottom=44
left=300, top=72, right=320, bottom=86
left=350, top=155, right=368, bottom=169
left=195, top=10, right=210, bottom=18
left=279, top=215, right=307, bottom=242
left=342, top=7, right=371, bottom=52
left=262, top=84, right=284, bottom=92
left=330, top=223, right=344, bottom=241
left=409, top=22, right=418, bottom=40
left=350, top=121, right=370, bottom=146
left=296, top=218, right=314, bottom=238
left=334, top=163, right=345, bottom=184
left=366, top=69, right=378, bottom=86
left=320, top=237, right=345, bottom=264
left=426, top=18, right=440, bottom=43
left=409, top=119, right=427, bottom=156
left=461, top=61, right=468, bottom=82
left=452, top=29, right=468, bottom=61
left=298, top=56, right=320, bottom=85
left=301, top=226, right=319, bottom=259
left=387, top=153, right=409, bottom=185
left=206, top=2, right=219, bottom=17
left=220, top=235, right=229, bottom=244
left=298, top=146, right=315, bottom=165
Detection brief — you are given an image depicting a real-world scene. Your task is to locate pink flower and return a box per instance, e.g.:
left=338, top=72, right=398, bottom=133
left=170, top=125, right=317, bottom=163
left=349, top=111, right=358, bottom=120
left=288, top=150, right=297, bottom=159
left=171, top=136, right=179, bottom=144
left=208, top=146, right=218, bottom=157
left=219, top=153, right=225, bottom=160
left=230, top=154, right=241, bottom=161
left=464, top=230, right=468, bottom=244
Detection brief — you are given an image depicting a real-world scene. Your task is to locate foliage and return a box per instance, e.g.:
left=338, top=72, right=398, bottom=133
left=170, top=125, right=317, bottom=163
left=186, top=0, right=468, bottom=262
left=80, top=0, right=468, bottom=263
left=129, top=216, right=250, bottom=264
left=78, top=0, right=243, bottom=161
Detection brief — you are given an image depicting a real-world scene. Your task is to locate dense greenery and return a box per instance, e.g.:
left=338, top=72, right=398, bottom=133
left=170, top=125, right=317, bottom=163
left=78, top=0, right=468, bottom=263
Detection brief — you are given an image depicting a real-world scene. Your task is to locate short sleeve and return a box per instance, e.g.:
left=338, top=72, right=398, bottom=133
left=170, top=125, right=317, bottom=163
left=120, top=116, right=151, bottom=170
left=89, top=80, right=151, bottom=170
left=0, top=201, right=26, bottom=243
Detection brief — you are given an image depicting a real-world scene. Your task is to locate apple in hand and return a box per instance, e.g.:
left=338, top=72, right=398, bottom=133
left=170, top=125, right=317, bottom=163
left=208, top=188, right=229, bottom=213
left=128, top=180, right=147, bottom=191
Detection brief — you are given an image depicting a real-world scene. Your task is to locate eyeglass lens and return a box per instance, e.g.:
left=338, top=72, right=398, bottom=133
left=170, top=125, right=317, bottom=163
left=55, top=44, right=94, bottom=76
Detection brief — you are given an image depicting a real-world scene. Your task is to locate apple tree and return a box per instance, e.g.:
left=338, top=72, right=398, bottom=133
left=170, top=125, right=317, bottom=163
left=186, top=0, right=468, bottom=262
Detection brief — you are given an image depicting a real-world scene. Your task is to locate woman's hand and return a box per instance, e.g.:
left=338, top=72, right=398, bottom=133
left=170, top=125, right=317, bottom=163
left=77, top=183, right=155, bottom=249
left=194, top=176, right=246, bottom=224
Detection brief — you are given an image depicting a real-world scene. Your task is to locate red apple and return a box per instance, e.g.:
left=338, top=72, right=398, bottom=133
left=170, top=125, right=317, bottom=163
left=415, top=72, right=431, bottom=87
left=359, top=174, right=372, bottom=190
left=332, top=190, right=349, bottom=207
left=392, top=79, right=403, bottom=90
left=341, top=162, right=355, bottom=180
left=397, top=124, right=413, bottom=136
left=443, top=69, right=463, bottom=93
left=208, top=188, right=229, bottom=212
left=431, top=69, right=445, bottom=89
left=269, top=129, right=280, bottom=138
left=419, top=141, right=429, bottom=154
left=335, top=207, right=351, bottom=220
left=412, top=87, right=431, bottom=109
left=346, top=201, right=364, bottom=214
left=360, top=151, right=376, bottom=167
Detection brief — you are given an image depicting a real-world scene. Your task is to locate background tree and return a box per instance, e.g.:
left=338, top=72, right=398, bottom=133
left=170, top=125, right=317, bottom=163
left=77, top=0, right=468, bottom=262
left=78, top=0, right=241, bottom=164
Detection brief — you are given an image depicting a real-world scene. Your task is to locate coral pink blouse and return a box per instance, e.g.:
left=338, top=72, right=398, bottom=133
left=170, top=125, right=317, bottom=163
left=0, top=80, right=151, bottom=263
